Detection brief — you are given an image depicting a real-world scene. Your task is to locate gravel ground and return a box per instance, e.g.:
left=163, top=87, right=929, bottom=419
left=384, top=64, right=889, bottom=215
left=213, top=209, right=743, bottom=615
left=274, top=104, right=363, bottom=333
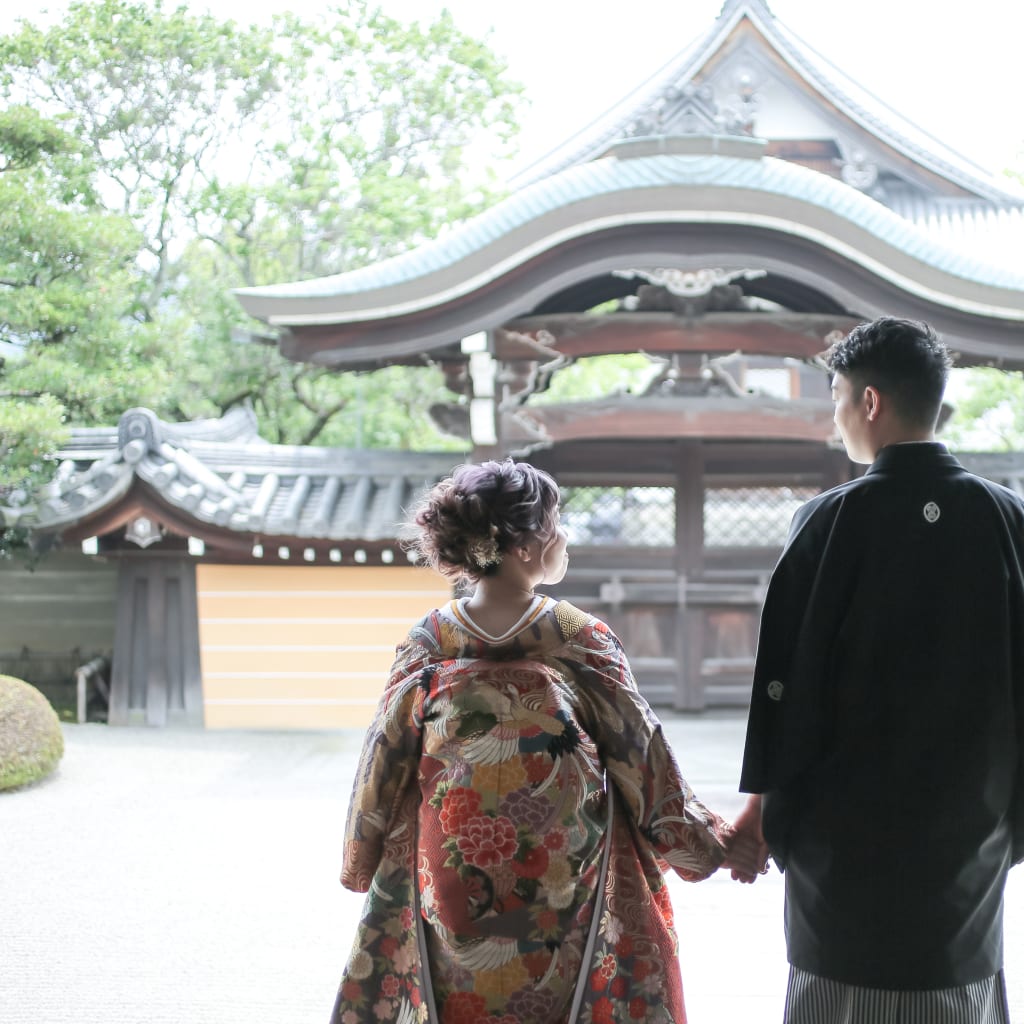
left=2, top=715, right=1020, bottom=1023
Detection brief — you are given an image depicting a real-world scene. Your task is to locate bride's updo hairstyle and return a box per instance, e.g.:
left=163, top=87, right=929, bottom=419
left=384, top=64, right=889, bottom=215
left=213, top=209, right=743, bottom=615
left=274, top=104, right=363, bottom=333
left=406, top=459, right=560, bottom=580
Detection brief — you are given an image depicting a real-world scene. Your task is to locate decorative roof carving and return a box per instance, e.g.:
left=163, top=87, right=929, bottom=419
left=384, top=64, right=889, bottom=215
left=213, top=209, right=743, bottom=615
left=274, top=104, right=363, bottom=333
left=838, top=145, right=880, bottom=192
left=118, top=408, right=164, bottom=464
left=631, top=282, right=744, bottom=316
left=626, top=83, right=756, bottom=139
left=641, top=354, right=750, bottom=398
left=613, top=268, right=766, bottom=316
left=495, top=312, right=861, bottom=361
left=125, top=515, right=163, bottom=548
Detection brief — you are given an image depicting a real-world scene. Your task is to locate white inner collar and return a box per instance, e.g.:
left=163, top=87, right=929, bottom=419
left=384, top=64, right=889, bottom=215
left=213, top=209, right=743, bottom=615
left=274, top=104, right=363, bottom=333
left=456, top=594, right=547, bottom=642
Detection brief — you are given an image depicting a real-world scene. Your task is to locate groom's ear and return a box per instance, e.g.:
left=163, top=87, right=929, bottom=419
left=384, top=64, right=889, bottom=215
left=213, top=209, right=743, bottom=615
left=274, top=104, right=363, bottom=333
left=863, top=384, right=882, bottom=422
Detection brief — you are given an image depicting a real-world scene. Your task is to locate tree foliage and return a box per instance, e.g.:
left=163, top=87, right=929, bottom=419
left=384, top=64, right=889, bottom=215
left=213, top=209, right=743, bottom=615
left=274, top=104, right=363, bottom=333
left=0, top=0, right=522, bottom=513
left=193, top=4, right=519, bottom=286
left=944, top=367, right=1024, bottom=451
left=0, top=1, right=282, bottom=318
left=531, top=354, right=659, bottom=405
left=0, top=101, right=156, bottom=543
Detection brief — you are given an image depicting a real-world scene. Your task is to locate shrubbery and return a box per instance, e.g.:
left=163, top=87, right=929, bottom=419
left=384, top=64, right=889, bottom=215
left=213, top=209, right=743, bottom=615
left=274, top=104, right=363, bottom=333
left=0, top=674, right=64, bottom=791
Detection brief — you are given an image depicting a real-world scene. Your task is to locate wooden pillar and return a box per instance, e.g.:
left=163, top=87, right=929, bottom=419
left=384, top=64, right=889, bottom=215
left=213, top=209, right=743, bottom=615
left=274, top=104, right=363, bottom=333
left=463, top=330, right=504, bottom=461
left=108, top=556, right=203, bottom=726
left=823, top=446, right=858, bottom=489
left=674, top=441, right=706, bottom=711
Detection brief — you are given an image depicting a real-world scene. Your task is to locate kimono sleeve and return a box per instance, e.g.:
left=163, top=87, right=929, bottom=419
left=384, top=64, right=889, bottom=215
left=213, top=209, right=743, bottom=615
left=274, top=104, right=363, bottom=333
left=739, top=495, right=850, bottom=797
left=1013, top=592, right=1024, bottom=866
left=569, top=616, right=729, bottom=881
left=738, top=548, right=819, bottom=795
left=1009, top=513, right=1024, bottom=866
left=340, top=637, right=430, bottom=892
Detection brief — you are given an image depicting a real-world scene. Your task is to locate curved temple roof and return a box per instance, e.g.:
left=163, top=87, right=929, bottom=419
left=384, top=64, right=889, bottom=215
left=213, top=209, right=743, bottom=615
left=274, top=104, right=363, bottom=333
left=236, top=141, right=1024, bottom=368
left=235, top=0, right=1024, bottom=371
left=239, top=144, right=1024, bottom=314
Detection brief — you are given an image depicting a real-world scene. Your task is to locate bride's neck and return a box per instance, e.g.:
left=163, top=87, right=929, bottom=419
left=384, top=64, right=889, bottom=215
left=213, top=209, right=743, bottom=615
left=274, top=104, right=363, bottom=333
left=465, top=575, right=535, bottom=612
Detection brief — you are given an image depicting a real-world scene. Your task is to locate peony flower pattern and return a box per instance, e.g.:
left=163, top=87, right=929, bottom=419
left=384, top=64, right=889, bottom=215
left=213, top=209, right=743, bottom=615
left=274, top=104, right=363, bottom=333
left=455, top=814, right=518, bottom=868
left=438, top=786, right=482, bottom=833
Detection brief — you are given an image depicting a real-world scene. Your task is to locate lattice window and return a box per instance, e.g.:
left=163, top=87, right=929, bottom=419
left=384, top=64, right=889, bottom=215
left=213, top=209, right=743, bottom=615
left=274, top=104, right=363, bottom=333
left=704, top=486, right=818, bottom=547
left=560, top=486, right=675, bottom=546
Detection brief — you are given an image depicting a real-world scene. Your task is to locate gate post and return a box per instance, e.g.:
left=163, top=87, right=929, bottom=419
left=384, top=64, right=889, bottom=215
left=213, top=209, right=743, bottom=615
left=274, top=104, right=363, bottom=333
left=674, top=441, right=705, bottom=710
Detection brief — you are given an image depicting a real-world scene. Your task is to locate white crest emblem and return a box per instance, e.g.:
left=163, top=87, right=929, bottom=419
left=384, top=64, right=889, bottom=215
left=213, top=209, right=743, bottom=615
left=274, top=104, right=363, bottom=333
left=767, top=680, right=784, bottom=702
left=922, top=501, right=941, bottom=523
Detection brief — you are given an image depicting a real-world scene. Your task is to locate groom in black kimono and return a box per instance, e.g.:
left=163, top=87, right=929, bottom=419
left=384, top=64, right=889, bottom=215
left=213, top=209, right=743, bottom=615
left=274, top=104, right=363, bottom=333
left=736, top=317, right=1024, bottom=1022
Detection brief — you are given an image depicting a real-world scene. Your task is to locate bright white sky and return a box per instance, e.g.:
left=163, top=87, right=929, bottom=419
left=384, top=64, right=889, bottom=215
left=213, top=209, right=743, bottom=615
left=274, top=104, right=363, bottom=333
left=6, top=0, right=1023, bottom=182
left=378, top=0, right=1024, bottom=182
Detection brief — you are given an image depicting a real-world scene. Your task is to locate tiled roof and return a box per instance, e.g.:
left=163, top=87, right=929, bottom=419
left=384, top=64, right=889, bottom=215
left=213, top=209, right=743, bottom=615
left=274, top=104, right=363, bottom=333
left=235, top=147, right=1024, bottom=324
left=891, top=200, right=1024, bottom=270
left=5, top=409, right=1021, bottom=544
left=3, top=407, right=462, bottom=544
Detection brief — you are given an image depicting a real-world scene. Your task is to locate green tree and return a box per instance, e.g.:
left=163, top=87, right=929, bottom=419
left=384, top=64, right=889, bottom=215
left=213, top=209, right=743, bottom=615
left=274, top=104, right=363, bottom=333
left=0, top=0, right=522, bottom=449
left=0, top=0, right=282, bottom=320
left=194, top=4, right=518, bottom=283
left=531, top=353, right=659, bottom=404
left=0, top=104, right=165, bottom=550
left=175, top=1, right=521, bottom=445
left=944, top=367, right=1024, bottom=451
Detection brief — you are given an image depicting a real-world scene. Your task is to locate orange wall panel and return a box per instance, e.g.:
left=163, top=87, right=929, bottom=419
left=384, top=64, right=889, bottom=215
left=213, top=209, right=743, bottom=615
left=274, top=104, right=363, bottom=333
left=199, top=647, right=397, bottom=675
left=202, top=702, right=378, bottom=731
left=197, top=621, right=416, bottom=648
left=196, top=564, right=451, bottom=729
left=202, top=675, right=385, bottom=702
left=197, top=594, right=436, bottom=619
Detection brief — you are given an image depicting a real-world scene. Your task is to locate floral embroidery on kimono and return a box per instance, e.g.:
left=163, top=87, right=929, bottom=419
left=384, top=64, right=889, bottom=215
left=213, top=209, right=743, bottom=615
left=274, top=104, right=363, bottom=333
left=331, top=599, right=728, bottom=1024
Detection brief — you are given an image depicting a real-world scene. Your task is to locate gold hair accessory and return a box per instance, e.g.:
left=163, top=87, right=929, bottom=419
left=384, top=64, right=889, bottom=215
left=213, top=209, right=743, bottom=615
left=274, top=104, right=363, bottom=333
left=468, top=535, right=501, bottom=569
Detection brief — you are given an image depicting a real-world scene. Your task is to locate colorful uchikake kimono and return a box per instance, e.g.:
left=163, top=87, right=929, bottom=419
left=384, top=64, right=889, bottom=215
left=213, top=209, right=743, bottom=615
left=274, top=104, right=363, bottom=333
left=332, top=597, right=728, bottom=1024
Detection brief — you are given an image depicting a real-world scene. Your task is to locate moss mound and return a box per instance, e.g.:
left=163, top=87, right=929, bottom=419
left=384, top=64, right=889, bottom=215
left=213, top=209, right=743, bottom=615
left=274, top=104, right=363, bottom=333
left=0, top=674, right=65, bottom=791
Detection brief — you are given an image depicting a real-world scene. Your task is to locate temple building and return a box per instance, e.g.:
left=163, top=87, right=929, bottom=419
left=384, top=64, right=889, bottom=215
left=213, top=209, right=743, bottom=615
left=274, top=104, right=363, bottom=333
left=4, top=0, right=1023, bottom=727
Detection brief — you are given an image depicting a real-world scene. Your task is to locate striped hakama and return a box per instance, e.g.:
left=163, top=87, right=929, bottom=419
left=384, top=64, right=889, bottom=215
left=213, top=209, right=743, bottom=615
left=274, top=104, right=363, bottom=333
left=784, top=967, right=1011, bottom=1024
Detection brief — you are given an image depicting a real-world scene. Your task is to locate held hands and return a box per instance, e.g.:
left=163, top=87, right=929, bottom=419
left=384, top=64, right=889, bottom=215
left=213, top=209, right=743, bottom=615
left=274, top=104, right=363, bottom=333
left=720, top=828, right=766, bottom=883
left=721, top=794, right=771, bottom=884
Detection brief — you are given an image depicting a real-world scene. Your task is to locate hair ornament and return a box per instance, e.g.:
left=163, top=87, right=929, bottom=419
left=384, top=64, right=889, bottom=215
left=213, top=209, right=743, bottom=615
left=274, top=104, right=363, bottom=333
left=468, top=534, right=501, bottom=569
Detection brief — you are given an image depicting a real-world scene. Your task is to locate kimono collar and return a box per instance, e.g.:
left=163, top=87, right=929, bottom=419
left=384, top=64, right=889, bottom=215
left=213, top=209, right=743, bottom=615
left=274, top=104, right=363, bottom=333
left=866, top=441, right=961, bottom=477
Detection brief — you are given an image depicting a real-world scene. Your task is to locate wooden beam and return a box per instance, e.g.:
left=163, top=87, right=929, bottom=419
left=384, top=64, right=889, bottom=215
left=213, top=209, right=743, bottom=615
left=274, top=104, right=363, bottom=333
left=515, top=396, right=836, bottom=443
left=497, top=312, right=859, bottom=359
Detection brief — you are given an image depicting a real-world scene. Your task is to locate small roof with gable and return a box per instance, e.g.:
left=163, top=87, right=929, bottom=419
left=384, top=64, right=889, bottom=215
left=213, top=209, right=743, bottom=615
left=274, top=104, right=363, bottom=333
left=2, top=407, right=461, bottom=555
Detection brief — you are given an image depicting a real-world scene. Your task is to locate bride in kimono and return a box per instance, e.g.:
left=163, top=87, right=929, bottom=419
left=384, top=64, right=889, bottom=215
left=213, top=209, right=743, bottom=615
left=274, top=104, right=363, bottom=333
left=331, top=460, right=758, bottom=1024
